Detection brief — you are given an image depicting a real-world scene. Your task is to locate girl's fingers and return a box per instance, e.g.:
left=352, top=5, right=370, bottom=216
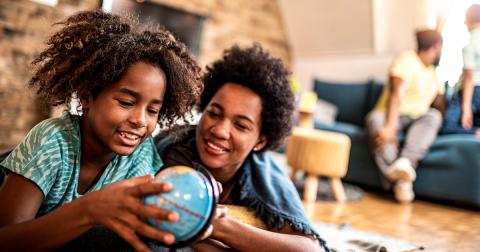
left=121, top=175, right=154, bottom=187
left=108, top=218, right=152, bottom=252
left=118, top=213, right=176, bottom=245
left=124, top=197, right=179, bottom=223
left=127, top=182, right=172, bottom=197
left=135, top=220, right=176, bottom=245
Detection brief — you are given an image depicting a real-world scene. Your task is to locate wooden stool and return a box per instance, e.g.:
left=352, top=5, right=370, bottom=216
left=286, top=127, right=351, bottom=202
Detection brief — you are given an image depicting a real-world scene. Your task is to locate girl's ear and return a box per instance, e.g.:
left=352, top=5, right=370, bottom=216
left=253, top=135, right=267, bottom=152
left=80, top=95, right=92, bottom=110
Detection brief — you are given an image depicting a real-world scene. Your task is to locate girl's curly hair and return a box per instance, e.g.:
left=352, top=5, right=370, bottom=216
left=29, top=10, right=203, bottom=127
left=200, top=44, right=294, bottom=150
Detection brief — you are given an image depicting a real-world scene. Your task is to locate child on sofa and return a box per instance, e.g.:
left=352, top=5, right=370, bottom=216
left=0, top=10, right=202, bottom=251
left=441, top=4, right=480, bottom=137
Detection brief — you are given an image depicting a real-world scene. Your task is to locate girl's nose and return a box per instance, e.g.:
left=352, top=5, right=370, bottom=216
left=128, top=108, right=147, bottom=128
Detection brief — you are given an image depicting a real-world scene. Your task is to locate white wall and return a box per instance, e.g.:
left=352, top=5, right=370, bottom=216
left=279, top=0, right=373, bottom=57
left=293, top=53, right=395, bottom=89
left=278, top=0, right=435, bottom=92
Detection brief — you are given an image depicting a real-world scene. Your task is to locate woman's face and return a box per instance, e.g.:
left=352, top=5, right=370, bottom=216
left=81, top=61, right=166, bottom=157
left=196, top=83, right=267, bottom=175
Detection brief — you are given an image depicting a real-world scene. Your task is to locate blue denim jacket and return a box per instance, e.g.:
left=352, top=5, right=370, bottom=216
left=155, top=128, right=328, bottom=250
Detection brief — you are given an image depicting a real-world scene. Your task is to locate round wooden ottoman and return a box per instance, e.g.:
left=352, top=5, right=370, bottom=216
left=286, top=127, right=351, bottom=202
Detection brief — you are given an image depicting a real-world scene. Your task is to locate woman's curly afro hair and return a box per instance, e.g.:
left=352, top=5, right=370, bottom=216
left=200, top=44, right=294, bottom=151
left=29, top=10, right=203, bottom=127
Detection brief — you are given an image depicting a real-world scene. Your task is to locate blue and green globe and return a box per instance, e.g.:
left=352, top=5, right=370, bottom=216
left=144, top=166, right=218, bottom=246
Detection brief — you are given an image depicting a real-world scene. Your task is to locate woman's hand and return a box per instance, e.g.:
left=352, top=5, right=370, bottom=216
left=461, top=108, right=473, bottom=129
left=197, top=183, right=227, bottom=241
left=80, top=175, right=179, bottom=252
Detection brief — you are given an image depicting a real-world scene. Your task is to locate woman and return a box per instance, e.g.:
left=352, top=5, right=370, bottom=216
left=156, top=44, right=328, bottom=251
left=441, top=4, right=480, bottom=137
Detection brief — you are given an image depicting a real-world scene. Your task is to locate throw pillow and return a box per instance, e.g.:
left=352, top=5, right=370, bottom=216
left=313, top=98, right=338, bottom=125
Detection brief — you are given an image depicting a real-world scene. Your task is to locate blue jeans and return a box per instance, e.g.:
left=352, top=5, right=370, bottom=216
left=441, top=86, right=480, bottom=134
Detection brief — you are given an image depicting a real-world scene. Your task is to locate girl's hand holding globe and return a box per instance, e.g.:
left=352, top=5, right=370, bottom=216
left=143, top=166, right=220, bottom=247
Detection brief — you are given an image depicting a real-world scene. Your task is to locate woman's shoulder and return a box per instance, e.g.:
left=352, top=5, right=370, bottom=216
left=154, top=126, right=198, bottom=169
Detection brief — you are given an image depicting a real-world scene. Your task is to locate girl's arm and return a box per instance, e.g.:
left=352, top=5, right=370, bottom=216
left=0, top=173, right=177, bottom=252
left=200, top=216, right=324, bottom=252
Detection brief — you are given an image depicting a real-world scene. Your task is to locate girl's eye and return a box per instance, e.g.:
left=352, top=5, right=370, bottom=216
left=147, top=108, right=160, bottom=115
left=117, top=99, right=134, bottom=107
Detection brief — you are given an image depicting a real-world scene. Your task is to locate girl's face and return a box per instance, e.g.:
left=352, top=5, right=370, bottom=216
left=196, top=83, right=267, bottom=176
left=81, top=61, right=166, bottom=156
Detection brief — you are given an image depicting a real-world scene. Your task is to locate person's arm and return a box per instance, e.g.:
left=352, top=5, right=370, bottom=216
left=375, top=76, right=406, bottom=146
left=193, top=216, right=323, bottom=252
left=431, top=94, right=446, bottom=114
left=0, top=173, right=177, bottom=252
left=461, top=68, right=475, bottom=129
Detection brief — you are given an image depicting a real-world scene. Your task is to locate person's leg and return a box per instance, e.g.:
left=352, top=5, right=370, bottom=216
left=365, top=111, right=399, bottom=177
left=384, top=116, right=417, bottom=182
left=389, top=110, right=441, bottom=204
left=400, top=108, right=442, bottom=166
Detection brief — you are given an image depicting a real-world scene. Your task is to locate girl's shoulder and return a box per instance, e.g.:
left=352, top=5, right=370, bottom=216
left=22, top=113, right=79, bottom=147
left=2, top=113, right=81, bottom=167
left=1, top=113, right=81, bottom=198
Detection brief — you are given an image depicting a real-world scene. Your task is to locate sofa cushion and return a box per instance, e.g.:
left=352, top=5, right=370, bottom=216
left=314, top=79, right=370, bottom=126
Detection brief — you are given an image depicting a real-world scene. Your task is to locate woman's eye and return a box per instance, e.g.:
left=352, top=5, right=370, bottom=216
left=207, top=110, right=220, bottom=118
left=235, top=123, right=249, bottom=131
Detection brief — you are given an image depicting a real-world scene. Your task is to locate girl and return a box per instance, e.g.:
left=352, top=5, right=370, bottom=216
left=0, top=11, right=202, bottom=252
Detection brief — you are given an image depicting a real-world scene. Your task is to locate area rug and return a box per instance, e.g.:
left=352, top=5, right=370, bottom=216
left=314, top=223, right=424, bottom=252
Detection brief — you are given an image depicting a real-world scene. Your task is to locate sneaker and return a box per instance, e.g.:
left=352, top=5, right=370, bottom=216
left=393, top=180, right=415, bottom=203
left=385, top=157, right=416, bottom=182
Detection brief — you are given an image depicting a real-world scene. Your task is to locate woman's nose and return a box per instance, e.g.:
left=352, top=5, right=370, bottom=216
left=210, top=120, right=230, bottom=139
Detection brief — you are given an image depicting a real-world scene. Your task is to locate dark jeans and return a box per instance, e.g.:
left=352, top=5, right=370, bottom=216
left=441, top=86, right=480, bottom=134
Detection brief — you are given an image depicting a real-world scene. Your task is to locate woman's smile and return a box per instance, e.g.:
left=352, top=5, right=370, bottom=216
left=204, top=139, right=230, bottom=154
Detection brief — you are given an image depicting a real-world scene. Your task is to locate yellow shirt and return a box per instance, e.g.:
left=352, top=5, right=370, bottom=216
left=373, top=50, right=444, bottom=118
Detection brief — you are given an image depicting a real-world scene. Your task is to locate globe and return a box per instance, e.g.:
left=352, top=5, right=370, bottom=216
left=144, top=166, right=218, bottom=246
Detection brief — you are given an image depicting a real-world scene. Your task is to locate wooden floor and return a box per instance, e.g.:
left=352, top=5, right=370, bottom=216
left=304, top=192, right=480, bottom=251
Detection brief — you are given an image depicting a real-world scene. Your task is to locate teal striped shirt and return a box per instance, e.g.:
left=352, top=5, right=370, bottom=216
left=1, top=113, right=163, bottom=216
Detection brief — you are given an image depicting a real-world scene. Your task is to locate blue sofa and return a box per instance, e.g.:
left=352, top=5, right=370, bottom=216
left=313, top=79, right=480, bottom=209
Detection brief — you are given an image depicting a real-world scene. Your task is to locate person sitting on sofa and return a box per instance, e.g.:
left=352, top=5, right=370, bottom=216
left=441, top=4, right=480, bottom=137
left=155, top=44, right=328, bottom=251
left=365, top=29, right=444, bottom=203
